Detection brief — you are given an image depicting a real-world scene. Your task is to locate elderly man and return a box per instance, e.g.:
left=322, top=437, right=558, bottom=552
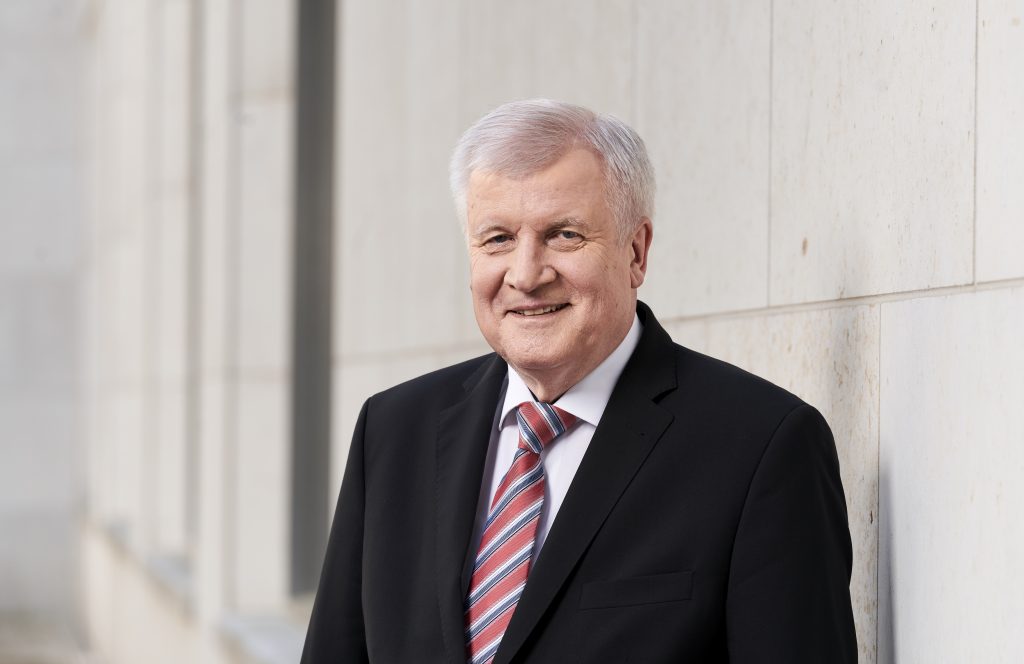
left=301, top=100, right=857, bottom=663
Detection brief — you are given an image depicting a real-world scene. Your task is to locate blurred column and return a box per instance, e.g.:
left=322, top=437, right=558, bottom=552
left=82, top=0, right=156, bottom=653
left=229, top=0, right=298, bottom=612
left=86, top=0, right=153, bottom=549
left=193, top=0, right=234, bottom=629
left=147, top=0, right=194, bottom=561
left=291, top=0, right=335, bottom=600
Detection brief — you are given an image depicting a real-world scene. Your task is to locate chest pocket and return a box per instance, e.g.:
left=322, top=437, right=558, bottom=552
left=579, top=571, right=693, bottom=609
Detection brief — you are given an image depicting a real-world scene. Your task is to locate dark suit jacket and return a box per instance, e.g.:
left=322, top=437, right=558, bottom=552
left=301, top=301, right=857, bottom=663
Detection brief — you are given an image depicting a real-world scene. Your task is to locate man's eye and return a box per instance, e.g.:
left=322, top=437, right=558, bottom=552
left=485, top=234, right=512, bottom=245
left=555, top=230, right=581, bottom=241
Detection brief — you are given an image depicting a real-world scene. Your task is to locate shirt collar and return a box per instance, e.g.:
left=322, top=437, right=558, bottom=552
left=499, top=313, right=643, bottom=429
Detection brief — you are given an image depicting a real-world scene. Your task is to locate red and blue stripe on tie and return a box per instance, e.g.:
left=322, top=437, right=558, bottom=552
left=464, top=401, right=578, bottom=664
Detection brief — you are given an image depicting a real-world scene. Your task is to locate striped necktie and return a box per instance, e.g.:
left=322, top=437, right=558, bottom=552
left=464, top=401, right=578, bottom=664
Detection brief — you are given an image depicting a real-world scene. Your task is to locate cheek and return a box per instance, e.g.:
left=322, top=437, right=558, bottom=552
left=562, top=261, right=631, bottom=306
left=469, top=260, right=505, bottom=302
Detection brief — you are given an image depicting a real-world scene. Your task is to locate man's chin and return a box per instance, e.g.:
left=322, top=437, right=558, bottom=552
left=500, top=350, right=567, bottom=376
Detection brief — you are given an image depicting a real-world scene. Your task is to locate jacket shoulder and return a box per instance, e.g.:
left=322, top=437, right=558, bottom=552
left=678, top=344, right=803, bottom=403
left=667, top=343, right=810, bottom=427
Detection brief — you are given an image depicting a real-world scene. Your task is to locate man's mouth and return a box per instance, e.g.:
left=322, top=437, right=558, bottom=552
left=509, top=303, right=570, bottom=317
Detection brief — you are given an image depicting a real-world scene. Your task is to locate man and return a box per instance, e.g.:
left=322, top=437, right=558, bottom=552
left=301, top=99, right=857, bottom=663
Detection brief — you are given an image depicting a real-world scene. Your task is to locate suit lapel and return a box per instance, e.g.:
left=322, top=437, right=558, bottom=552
left=494, top=302, right=678, bottom=664
left=434, top=354, right=508, bottom=664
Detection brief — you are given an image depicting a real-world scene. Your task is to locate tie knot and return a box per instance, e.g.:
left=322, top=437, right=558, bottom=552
left=515, top=401, right=578, bottom=454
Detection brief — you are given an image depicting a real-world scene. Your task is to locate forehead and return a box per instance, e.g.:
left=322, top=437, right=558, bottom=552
left=466, top=149, right=608, bottom=224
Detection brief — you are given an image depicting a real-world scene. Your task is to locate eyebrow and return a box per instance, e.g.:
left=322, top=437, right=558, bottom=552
left=548, top=216, right=591, bottom=233
left=471, top=216, right=591, bottom=240
left=471, top=223, right=511, bottom=240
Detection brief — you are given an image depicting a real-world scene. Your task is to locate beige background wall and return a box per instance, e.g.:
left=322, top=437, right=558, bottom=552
left=4, top=0, right=1018, bottom=662
left=332, top=2, right=1023, bottom=664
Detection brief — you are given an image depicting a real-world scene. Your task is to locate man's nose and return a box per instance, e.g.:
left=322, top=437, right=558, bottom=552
left=504, top=242, right=555, bottom=292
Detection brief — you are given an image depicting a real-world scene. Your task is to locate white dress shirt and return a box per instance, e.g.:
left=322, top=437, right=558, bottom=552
left=469, top=314, right=643, bottom=560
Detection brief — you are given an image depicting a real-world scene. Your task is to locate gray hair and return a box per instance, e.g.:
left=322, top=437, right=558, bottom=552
left=449, top=99, right=655, bottom=242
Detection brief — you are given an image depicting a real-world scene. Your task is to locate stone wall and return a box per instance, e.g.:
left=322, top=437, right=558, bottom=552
left=80, top=1, right=1024, bottom=662
left=332, top=2, right=1023, bottom=662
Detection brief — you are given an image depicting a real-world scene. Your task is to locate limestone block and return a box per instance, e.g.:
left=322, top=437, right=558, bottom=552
left=636, top=0, right=771, bottom=317
left=706, top=305, right=880, bottom=663
left=976, top=0, right=1024, bottom=281
left=771, top=0, right=975, bottom=303
left=879, top=285, right=1024, bottom=663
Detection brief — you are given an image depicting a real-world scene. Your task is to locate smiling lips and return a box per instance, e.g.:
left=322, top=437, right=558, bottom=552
left=509, top=303, right=570, bottom=317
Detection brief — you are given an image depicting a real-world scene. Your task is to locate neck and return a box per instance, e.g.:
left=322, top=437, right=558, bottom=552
left=516, top=367, right=586, bottom=404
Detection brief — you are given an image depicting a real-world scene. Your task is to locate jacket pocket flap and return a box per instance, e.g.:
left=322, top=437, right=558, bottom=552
left=580, top=571, right=693, bottom=609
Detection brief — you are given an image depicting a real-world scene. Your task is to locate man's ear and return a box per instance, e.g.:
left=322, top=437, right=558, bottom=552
left=628, top=217, right=653, bottom=289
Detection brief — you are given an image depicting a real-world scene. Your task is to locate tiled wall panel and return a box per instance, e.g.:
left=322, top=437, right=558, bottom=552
left=976, top=0, right=1024, bottom=282
left=879, top=286, right=1024, bottom=663
left=771, top=0, right=975, bottom=304
left=636, top=0, right=771, bottom=317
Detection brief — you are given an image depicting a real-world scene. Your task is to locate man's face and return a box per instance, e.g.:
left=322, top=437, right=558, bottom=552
left=465, top=148, right=651, bottom=385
